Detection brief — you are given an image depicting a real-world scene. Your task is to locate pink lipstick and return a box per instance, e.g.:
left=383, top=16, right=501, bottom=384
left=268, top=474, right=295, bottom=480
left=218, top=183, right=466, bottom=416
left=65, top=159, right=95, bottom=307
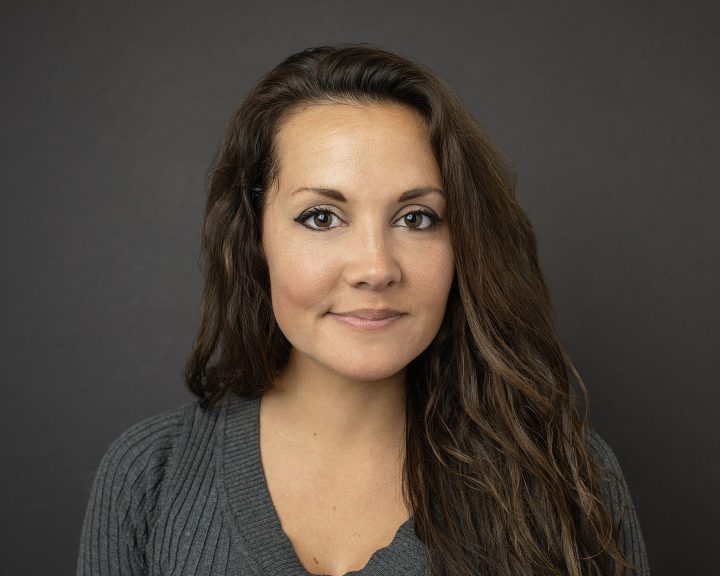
left=328, top=309, right=405, bottom=331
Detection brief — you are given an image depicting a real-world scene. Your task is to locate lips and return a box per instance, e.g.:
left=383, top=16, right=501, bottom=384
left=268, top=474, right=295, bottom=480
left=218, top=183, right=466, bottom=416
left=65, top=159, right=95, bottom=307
left=328, top=309, right=405, bottom=331
left=331, top=308, right=404, bottom=320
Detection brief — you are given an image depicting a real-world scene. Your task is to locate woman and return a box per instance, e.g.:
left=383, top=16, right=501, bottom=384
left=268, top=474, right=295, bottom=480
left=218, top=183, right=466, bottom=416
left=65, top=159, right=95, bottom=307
left=76, top=44, right=649, bottom=576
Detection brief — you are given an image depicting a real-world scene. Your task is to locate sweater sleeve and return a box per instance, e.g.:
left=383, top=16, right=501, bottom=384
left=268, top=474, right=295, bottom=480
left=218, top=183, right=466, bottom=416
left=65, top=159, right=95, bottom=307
left=588, top=429, right=650, bottom=576
left=75, top=404, right=189, bottom=576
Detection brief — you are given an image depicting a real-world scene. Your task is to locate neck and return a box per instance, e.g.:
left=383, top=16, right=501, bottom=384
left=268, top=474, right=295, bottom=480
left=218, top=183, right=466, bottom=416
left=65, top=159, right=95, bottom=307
left=260, top=350, right=407, bottom=463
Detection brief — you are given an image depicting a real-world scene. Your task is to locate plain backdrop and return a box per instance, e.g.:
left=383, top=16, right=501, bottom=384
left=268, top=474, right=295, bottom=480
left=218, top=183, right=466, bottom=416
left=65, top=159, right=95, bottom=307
left=1, top=1, right=718, bottom=574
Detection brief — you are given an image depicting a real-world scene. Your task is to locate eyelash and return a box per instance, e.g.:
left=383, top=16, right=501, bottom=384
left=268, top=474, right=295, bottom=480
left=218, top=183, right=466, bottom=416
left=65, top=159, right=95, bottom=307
left=294, top=207, right=442, bottom=232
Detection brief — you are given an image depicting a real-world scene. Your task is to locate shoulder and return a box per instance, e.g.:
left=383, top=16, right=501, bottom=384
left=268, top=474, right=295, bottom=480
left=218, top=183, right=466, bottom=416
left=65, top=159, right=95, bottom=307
left=587, top=427, right=628, bottom=490
left=586, top=427, right=634, bottom=501
left=96, top=402, right=192, bottom=478
left=586, top=428, right=650, bottom=574
left=587, top=427, right=623, bottom=470
left=77, top=400, right=217, bottom=574
left=586, top=428, right=634, bottom=512
left=88, top=401, right=201, bottom=521
left=92, top=397, right=230, bottom=495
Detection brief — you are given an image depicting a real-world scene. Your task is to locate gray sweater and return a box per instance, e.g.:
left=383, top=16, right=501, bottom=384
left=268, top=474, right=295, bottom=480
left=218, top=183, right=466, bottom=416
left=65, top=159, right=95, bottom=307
left=75, top=393, right=649, bottom=575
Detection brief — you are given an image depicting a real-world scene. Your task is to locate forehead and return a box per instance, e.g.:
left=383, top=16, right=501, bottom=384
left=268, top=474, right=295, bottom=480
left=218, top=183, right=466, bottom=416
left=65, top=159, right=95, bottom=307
left=272, top=101, right=439, bottom=191
left=278, top=100, right=428, bottom=135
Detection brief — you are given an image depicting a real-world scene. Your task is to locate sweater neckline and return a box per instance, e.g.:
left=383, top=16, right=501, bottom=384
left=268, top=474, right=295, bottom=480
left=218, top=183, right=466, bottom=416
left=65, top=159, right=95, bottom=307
left=217, top=392, right=426, bottom=576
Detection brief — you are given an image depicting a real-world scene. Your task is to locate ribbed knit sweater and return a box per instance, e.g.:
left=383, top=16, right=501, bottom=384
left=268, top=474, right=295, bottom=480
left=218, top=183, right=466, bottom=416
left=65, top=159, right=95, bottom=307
left=75, top=392, right=650, bottom=575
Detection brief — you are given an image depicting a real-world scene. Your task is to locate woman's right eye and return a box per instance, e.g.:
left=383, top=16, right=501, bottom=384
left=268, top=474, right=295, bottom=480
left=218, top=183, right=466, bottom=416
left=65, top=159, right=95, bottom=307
left=293, top=208, right=343, bottom=231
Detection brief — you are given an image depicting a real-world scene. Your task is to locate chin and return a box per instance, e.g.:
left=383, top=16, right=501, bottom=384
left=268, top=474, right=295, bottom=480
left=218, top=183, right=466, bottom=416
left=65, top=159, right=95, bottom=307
left=327, top=357, right=409, bottom=383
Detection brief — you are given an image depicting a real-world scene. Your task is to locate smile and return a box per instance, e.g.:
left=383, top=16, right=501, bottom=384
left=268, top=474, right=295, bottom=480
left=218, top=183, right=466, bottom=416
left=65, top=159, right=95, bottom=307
left=328, top=312, right=405, bottom=331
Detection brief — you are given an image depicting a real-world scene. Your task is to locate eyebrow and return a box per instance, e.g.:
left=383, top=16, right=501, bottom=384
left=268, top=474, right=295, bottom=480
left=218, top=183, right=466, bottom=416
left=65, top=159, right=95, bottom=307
left=290, top=186, right=445, bottom=202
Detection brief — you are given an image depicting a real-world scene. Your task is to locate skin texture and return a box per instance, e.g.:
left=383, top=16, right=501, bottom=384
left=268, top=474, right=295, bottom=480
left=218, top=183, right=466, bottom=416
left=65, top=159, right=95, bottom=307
left=258, top=101, right=455, bottom=575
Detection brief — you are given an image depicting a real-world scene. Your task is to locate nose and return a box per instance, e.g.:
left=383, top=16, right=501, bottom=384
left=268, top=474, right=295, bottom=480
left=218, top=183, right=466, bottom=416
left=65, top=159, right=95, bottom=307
left=342, top=223, right=401, bottom=289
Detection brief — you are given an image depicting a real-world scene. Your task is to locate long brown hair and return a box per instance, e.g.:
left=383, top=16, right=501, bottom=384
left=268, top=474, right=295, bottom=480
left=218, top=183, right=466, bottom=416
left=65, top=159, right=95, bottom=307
left=184, top=43, right=640, bottom=576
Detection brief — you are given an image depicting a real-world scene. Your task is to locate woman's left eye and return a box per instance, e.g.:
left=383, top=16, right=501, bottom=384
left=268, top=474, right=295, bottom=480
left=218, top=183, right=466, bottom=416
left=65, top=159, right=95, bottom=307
left=394, top=209, right=441, bottom=231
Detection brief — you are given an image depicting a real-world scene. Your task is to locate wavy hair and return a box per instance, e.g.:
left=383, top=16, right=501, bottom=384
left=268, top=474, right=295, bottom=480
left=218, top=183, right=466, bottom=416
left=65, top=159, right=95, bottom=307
left=184, top=43, right=639, bottom=576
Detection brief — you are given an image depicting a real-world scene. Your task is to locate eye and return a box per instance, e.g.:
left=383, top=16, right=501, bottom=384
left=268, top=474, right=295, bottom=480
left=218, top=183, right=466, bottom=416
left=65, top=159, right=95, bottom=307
left=294, top=207, right=344, bottom=231
left=393, top=209, right=441, bottom=231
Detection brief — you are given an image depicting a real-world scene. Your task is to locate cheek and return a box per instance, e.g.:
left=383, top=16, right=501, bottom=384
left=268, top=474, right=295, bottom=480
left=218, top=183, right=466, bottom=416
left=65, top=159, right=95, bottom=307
left=266, top=244, right=337, bottom=318
left=413, top=242, right=455, bottom=303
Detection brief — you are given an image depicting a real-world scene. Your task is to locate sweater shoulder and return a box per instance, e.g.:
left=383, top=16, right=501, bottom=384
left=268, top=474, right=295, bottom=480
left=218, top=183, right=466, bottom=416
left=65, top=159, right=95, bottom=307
left=586, top=428, right=643, bottom=511
left=586, top=427, right=650, bottom=574
left=97, top=402, right=192, bottom=480
left=586, top=427, right=635, bottom=515
left=89, top=400, right=200, bottom=524
left=587, top=428, right=623, bottom=474
left=76, top=401, right=203, bottom=575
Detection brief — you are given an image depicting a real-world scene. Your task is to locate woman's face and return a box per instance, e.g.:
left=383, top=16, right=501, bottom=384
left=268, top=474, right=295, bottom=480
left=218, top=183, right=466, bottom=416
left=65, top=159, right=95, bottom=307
left=261, top=101, right=454, bottom=382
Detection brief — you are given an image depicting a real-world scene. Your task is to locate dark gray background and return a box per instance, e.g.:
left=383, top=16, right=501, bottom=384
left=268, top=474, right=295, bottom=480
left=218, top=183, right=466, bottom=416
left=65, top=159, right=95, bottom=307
left=1, top=1, right=717, bottom=574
